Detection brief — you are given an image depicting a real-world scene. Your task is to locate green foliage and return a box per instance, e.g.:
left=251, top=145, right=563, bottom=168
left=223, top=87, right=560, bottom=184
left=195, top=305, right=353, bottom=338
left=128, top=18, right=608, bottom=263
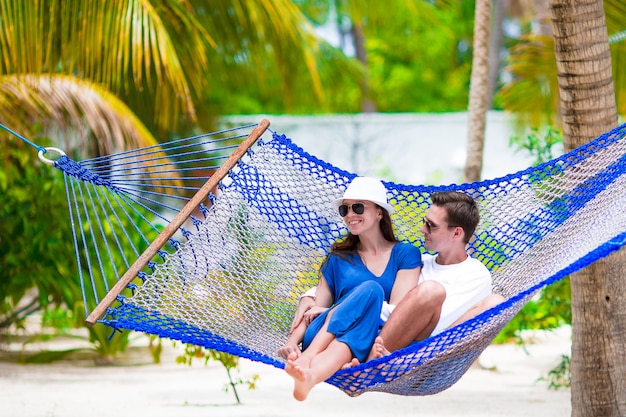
left=209, top=1, right=480, bottom=115
left=0, top=138, right=141, bottom=363
left=539, top=354, right=571, bottom=389
left=366, top=3, right=473, bottom=112
left=84, top=323, right=132, bottom=365
left=16, top=302, right=138, bottom=365
left=0, top=139, right=79, bottom=323
left=176, top=344, right=259, bottom=404
left=494, top=277, right=571, bottom=344
left=496, top=35, right=561, bottom=129
left=1, top=1, right=346, bottom=139
left=201, top=41, right=361, bottom=115
left=509, top=127, right=563, bottom=166
left=147, top=335, right=163, bottom=364
left=497, top=1, right=626, bottom=123
left=40, top=305, right=74, bottom=333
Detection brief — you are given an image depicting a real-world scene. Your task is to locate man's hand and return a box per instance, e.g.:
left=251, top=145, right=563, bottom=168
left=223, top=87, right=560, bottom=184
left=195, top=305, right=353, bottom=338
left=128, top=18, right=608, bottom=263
left=290, top=296, right=316, bottom=333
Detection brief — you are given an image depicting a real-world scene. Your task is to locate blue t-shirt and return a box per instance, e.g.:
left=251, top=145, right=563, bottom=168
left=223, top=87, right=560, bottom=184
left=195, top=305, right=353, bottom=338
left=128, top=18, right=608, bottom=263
left=320, top=242, right=423, bottom=303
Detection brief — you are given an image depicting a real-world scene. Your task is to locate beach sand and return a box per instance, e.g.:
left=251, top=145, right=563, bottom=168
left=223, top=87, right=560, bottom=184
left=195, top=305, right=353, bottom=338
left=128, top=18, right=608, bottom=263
left=0, top=327, right=571, bottom=417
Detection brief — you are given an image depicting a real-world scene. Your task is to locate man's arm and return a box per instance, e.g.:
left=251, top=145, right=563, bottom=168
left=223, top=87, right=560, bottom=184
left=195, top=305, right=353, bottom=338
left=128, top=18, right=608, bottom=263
left=448, top=293, right=505, bottom=328
left=379, top=267, right=421, bottom=322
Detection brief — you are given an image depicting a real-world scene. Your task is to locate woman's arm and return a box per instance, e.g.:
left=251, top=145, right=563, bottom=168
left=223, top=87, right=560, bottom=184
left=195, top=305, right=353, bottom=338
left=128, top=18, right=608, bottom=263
left=278, top=320, right=308, bottom=359
left=278, top=275, right=334, bottom=359
left=302, top=275, right=332, bottom=326
left=389, top=267, right=421, bottom=305
left=289, top=295, right=316, bottom=334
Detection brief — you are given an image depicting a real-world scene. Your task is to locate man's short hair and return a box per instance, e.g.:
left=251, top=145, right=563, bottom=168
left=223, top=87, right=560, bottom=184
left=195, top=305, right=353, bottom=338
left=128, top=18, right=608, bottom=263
left=430, top=191, right=480, bottom=243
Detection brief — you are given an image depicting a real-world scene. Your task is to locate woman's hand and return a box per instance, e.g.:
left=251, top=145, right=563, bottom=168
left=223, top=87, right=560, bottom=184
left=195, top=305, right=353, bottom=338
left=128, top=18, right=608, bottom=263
left=303, top=306, right=328, bottom=326
left=278, top=341, right=302, bottom=360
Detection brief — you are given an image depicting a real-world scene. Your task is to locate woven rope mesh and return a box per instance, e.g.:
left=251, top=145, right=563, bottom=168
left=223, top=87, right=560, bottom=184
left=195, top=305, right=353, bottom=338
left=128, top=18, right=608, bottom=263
left=93, top=123, right=626, bottom=396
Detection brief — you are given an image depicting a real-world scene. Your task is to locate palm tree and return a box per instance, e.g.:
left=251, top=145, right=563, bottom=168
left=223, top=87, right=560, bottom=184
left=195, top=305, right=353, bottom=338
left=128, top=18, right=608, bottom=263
left=464, top=0, right=492, bottom=182
left=549, top=1, right=625, bottom=416
left=497, top=0, right=626, bottom=130
left=0, top=0, right=333, bottom=155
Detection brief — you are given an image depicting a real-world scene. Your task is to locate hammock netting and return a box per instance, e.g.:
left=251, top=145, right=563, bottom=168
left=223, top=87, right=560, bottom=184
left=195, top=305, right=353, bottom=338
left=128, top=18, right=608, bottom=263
left=51, top=120, right=626, bottom=397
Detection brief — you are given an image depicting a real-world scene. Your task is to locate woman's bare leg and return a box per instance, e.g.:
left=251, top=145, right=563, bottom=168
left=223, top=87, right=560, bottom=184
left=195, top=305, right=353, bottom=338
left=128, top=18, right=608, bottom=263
left=292, top=311, right=335, bottom=367
left=287, top=340, right=352, bottom=401
left=286, top=310, right=352, bottom=400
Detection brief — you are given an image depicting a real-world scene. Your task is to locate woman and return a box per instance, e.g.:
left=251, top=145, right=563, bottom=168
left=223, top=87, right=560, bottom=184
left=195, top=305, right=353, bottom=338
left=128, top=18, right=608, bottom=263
left=278, top=176, right=422, bottom=401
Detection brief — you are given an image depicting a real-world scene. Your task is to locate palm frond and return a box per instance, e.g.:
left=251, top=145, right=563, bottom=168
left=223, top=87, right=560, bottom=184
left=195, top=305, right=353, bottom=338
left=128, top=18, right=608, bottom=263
left=191, top=0, right=330, bottom=101
left=0, top=0, right=212, bottom=132
left=0, top=74, right=158, bottom=157
left=497, top=35, right=561, bottom=130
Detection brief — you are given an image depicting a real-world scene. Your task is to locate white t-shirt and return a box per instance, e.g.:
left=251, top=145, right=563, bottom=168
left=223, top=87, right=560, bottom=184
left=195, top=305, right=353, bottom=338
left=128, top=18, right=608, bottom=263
left=380, top=253, right=492, bottom=335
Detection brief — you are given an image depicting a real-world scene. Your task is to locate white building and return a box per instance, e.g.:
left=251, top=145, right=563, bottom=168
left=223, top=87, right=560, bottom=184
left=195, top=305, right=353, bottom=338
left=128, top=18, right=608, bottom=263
left=223, top=112, right=562, bottom=186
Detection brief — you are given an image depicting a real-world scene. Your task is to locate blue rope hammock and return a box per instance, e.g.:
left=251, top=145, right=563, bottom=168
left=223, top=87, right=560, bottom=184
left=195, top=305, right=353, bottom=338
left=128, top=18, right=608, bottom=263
left=21, top=120, right=626, bottom=396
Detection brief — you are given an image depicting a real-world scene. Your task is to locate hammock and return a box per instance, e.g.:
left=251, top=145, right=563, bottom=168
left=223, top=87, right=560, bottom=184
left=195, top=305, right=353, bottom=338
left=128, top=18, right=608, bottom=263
left=39, top=119, right=626, bottom=397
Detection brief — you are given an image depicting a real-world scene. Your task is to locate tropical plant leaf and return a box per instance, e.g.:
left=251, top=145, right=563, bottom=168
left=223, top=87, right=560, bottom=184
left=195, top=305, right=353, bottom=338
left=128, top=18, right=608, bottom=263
left=0, top=74, right=158, bottom=157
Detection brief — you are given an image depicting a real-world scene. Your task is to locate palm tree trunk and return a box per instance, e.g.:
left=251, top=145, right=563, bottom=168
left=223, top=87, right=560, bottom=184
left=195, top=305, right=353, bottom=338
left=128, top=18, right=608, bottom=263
left=486, top=0, right=506, bottom=109
left=351, top=22, right=376, bottom=113
left=464, top=0, right=492, bottom=182
left=549, top=1, right=626, bottom=416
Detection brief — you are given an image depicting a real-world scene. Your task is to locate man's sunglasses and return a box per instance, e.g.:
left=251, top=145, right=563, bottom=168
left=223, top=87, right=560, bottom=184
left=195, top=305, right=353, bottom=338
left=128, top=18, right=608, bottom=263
left=338, top=203, right=366, bottom=217
left=422, top=218, right=458, bottom=232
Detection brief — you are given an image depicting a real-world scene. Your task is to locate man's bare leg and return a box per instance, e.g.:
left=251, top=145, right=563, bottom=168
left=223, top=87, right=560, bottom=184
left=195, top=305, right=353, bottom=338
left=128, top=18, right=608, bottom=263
left=371, top=292, right=503, bottom=361
left=348, top=292, right=505, bottom=367
left=376, top=281, right=445, bottom=351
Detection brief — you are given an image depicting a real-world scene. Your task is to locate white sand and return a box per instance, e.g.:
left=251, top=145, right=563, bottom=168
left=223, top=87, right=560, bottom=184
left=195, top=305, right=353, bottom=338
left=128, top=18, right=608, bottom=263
left=0, top=327, right=571, bottom=417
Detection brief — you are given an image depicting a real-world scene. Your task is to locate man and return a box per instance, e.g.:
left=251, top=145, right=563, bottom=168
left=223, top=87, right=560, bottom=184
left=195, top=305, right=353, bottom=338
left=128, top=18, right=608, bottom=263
left=289, top=191, right=504, bottom=362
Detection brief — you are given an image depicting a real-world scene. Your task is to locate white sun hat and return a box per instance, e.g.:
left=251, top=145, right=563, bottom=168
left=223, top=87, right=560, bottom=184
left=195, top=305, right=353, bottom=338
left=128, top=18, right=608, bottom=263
left=332, top=176, right=393, bottom=215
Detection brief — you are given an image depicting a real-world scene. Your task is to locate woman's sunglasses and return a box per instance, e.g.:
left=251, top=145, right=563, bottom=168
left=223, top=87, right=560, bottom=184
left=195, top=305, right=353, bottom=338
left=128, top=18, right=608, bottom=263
left=338, top=203, right=366, bottom=217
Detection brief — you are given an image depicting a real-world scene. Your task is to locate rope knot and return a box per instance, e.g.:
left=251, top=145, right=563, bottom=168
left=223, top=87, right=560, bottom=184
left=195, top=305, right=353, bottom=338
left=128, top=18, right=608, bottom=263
left=55, top=156, right=117, bottom=190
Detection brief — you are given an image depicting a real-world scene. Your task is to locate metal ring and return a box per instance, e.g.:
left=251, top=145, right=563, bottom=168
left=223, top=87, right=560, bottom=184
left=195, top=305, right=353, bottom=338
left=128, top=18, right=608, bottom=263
left=37, top=147, right=66, bottom=166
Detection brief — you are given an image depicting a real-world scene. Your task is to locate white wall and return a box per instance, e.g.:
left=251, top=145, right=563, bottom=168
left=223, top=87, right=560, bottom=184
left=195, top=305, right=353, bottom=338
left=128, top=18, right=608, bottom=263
left=222, top=112, right=560, bottom=186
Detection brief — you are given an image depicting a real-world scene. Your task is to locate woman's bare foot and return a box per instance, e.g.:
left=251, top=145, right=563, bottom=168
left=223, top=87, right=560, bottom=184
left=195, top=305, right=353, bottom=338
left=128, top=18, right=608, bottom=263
left=285, top=352, right=315, bottom=401
left=366, top=336, right=390, bottom=361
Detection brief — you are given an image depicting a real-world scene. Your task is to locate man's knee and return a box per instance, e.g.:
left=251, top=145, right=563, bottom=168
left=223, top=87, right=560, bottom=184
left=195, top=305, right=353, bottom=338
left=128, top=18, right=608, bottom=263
left=406, top=280, right=446, bottom=308
left=423, top=280, right=446, bottom=304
